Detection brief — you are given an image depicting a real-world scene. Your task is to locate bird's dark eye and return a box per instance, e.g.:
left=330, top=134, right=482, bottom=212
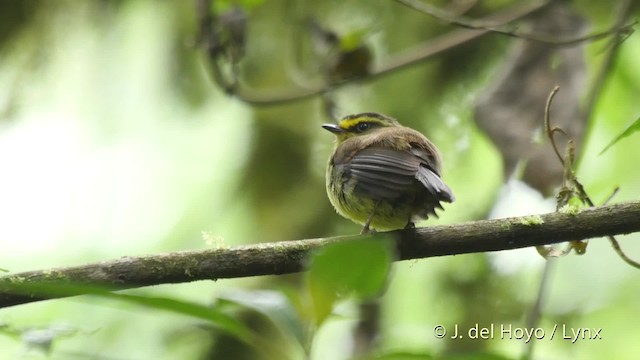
left=356, top=122, right=370, bottom=132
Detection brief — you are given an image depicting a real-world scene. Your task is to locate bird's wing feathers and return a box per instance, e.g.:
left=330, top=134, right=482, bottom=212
left=348, top=149, right=416, bottom=199
left=409, top=146, right=455, bottom=202
left=415, top=165, right=455, bottom=203
left=347, top=147, right=454, bottom=202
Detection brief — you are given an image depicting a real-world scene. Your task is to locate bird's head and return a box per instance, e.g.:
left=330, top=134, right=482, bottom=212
left=322, top=112, right=400, bottom=143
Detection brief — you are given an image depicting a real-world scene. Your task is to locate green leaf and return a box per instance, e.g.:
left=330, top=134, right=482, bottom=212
left=216, top=289, right=308, bottom=352
left=212, top=0, right=264, bottom=14
left=108, top=291, right=294, bottom=359
left=1, top=281, right=255, bottom=345
left=364, top=350, right=434, bottom=360
left=307, top=279, right=337, bottom=327
left=306, top=238, right=394, bottom=325
left=339, top=29, right=369, bottom=51
left=599, top=116, right=640, bottom=155
left=111, top=293, right=255, bottom=343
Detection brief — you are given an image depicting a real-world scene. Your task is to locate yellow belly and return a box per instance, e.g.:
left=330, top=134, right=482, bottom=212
left=326, top=163, right=415, bottom=231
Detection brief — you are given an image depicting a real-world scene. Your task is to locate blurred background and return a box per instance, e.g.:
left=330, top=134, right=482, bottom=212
left=1, top=0, right=639, bottom=359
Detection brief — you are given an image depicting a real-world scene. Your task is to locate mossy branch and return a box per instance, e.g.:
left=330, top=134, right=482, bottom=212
left=1, top=200, right=640, bottom=309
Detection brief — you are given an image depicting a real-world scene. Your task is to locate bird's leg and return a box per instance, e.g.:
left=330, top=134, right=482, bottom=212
left=361, top=202, right=379, bottom=235
left=404, top=217, right=415, bottom=230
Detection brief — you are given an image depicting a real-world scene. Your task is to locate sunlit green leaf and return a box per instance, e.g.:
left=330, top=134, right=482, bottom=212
left=306, top=238, right=394, bottom=325
left=308, top=278, right=338, bottom=326
left=212, top=0, right=265, bottom=14
left=339, top=28, right=369, bottom=51
left=599, top=116, right=640, bottom=155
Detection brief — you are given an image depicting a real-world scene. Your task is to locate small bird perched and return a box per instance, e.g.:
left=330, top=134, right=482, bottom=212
left=323, top=112, right=455, bottom=233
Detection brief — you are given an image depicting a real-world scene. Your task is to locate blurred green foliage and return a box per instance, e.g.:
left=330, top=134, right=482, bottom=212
left=0, top=0, right=639, bottom=359
left=307, top=238, right=394, bottom=326
left=599, top=116, right=640, bottom=155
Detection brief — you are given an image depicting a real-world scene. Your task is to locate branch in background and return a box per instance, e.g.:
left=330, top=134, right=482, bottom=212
left=582, top=0, right=635, bottom=129
left=1, top=201, right=640, bottom=309
left=373, top=0, right=543, bottom=76
left=394, top=0, right=636, bottom=46
left=197, top=0, right=548, bottom=106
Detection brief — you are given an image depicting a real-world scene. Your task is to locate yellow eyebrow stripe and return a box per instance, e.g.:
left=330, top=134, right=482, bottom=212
left=339, top=118, right=363, bottom=130
left=339, top=117, right=386, bottom=130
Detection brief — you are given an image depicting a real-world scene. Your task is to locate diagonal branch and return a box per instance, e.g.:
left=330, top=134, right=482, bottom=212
left=201, top=0, right=548, bottom=106
left=394, top=0, right=636, bottom=46
left=1, top=200, right=640, bottom=309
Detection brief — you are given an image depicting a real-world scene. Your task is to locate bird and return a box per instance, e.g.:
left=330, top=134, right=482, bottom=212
left=323, top=112, right=455, bottom=233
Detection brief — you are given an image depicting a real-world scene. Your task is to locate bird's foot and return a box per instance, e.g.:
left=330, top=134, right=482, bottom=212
left=404, top=221, right=415, bottom=230
left=361, top=202, right=379, bottom=235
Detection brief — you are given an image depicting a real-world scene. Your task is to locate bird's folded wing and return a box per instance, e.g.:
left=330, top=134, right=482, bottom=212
left=347, top=148, right=422, bottom=200
left=415, top=165, right=455, bottom=203
left=409, top=146, right=455, bottom=203
left=348, top=147, right=454, bottom=202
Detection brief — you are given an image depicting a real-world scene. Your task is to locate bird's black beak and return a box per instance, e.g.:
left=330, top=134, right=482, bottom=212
left=322, top=124, right=345, bottom=134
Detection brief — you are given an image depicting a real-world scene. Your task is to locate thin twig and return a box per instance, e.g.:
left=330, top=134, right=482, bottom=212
left=582, top=0, right=635, bottom=131
left=603, top=186, right=620, bottom=205
left=522, top=258, right=555, bottom=360
left=608, top=235, right=640, bottom=269
left=394, top=0, right=636, bottom=47
left=544, top=83, right=640, bottom=269
left=543, top=85, right=565, bottom=166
